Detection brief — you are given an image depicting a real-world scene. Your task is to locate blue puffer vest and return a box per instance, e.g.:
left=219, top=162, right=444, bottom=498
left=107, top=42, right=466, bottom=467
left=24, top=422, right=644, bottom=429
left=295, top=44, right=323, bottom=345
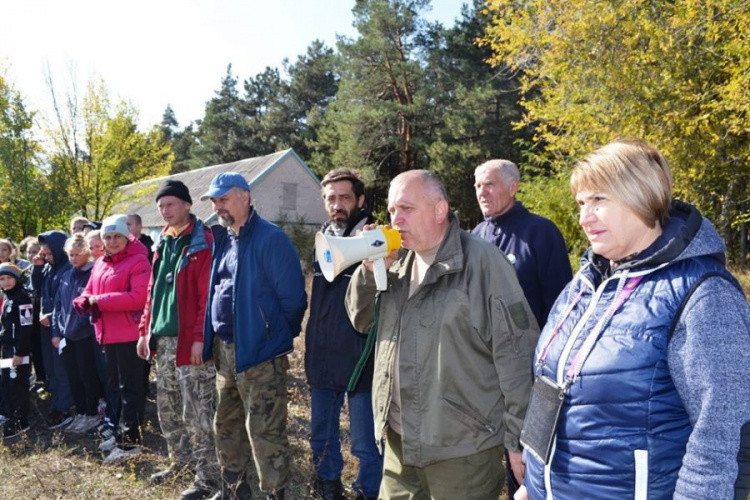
left=525, top=201, right=736, bottom=499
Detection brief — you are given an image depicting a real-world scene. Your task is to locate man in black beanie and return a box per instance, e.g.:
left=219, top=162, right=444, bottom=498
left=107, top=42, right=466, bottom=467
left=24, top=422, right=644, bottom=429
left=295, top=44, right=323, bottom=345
left=137, top=179, right=220, bottom=499
left=155, top=179, right=193, bottom=205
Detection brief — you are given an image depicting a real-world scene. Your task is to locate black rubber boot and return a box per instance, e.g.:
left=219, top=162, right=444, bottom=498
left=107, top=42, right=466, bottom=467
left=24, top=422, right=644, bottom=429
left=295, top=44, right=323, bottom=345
left=181, top=478, right=221, bottom=500
left=313, top=477, right=345, bottom=500
left=207, top=470, right=252, bottom=500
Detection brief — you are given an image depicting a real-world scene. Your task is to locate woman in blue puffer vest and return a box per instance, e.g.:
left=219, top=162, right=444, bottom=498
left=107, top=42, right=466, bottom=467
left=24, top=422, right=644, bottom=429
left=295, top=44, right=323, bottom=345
left=517, top=140, right=750, bottom=500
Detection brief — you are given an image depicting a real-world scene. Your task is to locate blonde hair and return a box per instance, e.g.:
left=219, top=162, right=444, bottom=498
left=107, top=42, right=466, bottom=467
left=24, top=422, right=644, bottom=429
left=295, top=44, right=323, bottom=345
left=571, top=140, right=672, bottom=228
left=65, top=232, right=91, bottom=255
left=84, top=230, right=101, bottom=242
left=0, top=238, right=18, bottom=263
left=69, top=216, right=91, bottom=233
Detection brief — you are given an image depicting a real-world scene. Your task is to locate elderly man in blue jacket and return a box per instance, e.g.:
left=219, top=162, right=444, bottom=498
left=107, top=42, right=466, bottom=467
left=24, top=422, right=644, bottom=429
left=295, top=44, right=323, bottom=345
left=473, top=159, right=572, bottom=498
left=202, top=172, right=307, bottom=500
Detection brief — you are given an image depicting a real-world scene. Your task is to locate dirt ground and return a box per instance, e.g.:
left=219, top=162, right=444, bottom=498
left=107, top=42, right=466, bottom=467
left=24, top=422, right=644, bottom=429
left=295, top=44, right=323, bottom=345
left=0, top=335, right=363, bottom=499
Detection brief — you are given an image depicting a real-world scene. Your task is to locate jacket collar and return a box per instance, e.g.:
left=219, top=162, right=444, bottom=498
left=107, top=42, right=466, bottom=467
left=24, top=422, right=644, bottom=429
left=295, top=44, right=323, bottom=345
left=74, top=262, right=94, bottom=273
left=3, top=283, right=24, bottom=300
left=322, top=210, right=374, bottom=237
left=105, top=235, right=145, bottom=264
left=484, top=200, right=527, bottom=225
left=235, top=206, right=257, bottom=238
left=161, top=215, right=195, bottom=238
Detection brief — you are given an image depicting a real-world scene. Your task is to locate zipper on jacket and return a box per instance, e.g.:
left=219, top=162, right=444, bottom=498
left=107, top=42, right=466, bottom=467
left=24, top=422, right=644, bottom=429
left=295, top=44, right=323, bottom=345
left=259, top=307, right=271, bottom=340
left=378, top=293, right=408, bottom=441
left=441, top=397, right=495, bottom=433
left=229, top=230, right=240, bottom=382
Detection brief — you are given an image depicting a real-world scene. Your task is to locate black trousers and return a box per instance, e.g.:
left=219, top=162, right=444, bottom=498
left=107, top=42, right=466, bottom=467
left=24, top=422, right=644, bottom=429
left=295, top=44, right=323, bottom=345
left=62, top=335, right=100, bottom=416
left=104, top=341, right=146, bottom=444
left=30, top=299, right=46, bottom=382
left=0, top=346, right=30, bottom=423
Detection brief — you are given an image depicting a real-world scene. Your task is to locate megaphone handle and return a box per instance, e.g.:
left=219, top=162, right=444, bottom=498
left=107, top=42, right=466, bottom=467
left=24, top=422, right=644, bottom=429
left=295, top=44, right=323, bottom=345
left=373, top=258, right=388, bottom=291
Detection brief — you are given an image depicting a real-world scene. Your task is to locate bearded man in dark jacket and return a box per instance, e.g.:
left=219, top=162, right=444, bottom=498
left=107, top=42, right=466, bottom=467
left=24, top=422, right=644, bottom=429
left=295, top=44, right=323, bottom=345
left=305, top=169, right=383, bottom=500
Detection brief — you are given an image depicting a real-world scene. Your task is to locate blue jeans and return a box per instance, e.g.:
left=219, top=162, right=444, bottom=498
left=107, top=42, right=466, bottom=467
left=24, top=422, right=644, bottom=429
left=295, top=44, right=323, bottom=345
left=310, top=388, right=383, bottom=498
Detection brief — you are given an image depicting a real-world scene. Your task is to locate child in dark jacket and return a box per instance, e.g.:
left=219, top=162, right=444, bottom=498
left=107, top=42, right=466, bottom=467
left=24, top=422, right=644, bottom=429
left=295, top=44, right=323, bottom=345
left=0, top=263, right=33, bottom=439
left=53, top=234, right=100, bottom=433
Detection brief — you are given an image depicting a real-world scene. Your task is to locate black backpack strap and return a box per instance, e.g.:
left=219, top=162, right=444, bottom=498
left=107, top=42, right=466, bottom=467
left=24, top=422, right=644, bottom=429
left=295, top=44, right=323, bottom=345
left=668, top=271, right=743, bottom=341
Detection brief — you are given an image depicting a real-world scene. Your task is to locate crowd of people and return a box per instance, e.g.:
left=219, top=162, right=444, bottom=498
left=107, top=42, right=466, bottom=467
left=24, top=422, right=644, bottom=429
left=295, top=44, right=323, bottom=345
left=0, top=139, right=748, bottom=500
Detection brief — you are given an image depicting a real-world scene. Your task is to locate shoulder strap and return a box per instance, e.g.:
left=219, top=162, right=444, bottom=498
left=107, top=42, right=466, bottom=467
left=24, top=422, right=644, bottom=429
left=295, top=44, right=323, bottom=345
left=347, top=292, right=381, bottom=392
left=668, top=271, right=742, bottom=341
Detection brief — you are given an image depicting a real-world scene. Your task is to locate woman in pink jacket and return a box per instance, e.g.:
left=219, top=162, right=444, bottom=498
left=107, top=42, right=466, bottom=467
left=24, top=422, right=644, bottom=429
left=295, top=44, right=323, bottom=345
left=76, top=214, right=150, bottom=462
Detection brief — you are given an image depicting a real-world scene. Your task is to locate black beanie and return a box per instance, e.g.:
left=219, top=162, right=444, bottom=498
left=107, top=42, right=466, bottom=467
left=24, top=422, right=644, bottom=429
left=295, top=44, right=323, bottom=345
left=155, top=180, right=192, bottom=204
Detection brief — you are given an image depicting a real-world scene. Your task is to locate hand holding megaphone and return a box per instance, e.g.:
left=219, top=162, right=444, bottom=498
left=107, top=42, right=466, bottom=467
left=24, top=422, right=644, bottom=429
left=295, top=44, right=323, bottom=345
left=315, top=225, right=401, bottom=291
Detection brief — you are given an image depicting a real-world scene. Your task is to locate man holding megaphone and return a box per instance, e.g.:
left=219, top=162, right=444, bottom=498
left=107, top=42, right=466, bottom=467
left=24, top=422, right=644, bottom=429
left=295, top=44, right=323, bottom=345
left=306, top=169, right=383, bottom=500
left=346, top=170, right=540, bottom=499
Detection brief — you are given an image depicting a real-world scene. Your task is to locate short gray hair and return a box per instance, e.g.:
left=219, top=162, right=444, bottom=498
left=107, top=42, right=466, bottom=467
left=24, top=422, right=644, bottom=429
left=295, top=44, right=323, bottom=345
left=475, top=159, right=520, bottom=186
left=419, top=170, right=448, bottom=202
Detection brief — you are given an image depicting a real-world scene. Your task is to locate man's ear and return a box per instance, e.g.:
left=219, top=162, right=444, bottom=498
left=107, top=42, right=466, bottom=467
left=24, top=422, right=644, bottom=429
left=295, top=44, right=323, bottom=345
left=435, top=199, right=449, bottom=222
left=509, top=181, right=520, bottom=198
left=357, top=194, right=365, bottom=209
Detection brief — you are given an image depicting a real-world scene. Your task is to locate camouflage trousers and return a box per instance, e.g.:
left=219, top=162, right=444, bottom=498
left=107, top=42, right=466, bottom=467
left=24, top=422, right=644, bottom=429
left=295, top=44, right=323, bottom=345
left=156, top=336, right=219, bottom=482
left=213, top=338, right=290, bottom=492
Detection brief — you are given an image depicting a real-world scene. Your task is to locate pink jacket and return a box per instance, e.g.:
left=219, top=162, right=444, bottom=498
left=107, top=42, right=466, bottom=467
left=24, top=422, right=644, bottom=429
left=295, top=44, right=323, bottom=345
left=80, top=236, right=151, bottom=345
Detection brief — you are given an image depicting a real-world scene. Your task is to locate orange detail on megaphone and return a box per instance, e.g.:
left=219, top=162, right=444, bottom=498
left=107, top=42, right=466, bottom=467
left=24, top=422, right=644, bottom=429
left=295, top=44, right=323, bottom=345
left=380, top=227, right=402, bottom=254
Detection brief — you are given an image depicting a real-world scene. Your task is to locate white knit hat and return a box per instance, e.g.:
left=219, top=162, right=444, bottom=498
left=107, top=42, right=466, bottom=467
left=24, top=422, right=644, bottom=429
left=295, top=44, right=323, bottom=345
left=101, top=214, right=130, bottom=238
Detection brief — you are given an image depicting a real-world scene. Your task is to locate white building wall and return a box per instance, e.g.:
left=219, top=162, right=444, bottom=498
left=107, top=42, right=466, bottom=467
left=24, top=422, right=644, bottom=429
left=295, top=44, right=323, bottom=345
left=251, top=155, right=327, bottom=227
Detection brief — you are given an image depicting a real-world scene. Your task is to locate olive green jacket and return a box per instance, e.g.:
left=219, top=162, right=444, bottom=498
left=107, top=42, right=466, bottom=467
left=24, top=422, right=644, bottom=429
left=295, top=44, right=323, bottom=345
left=346, top=214, right=540, bottom=467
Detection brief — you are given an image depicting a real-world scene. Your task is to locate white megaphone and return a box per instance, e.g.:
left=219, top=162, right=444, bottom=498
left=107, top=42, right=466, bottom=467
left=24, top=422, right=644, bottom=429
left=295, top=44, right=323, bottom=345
left=315, top=226, right=401, bottom=291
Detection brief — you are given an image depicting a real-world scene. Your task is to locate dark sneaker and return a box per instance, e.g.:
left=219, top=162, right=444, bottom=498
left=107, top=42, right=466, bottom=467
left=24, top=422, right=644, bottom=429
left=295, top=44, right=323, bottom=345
left=98, top=421, right=117, bottom=441
left=89, top=418, right=109, bottom=436
left=313, top=478, right=345, bottom=500
left=150, top=463, right=192, bottom=485
left=47, top=410, right=73, bottom=430
left=208, top=470, right=252, bottom=500
left=181, top=479, right=219, bottom=500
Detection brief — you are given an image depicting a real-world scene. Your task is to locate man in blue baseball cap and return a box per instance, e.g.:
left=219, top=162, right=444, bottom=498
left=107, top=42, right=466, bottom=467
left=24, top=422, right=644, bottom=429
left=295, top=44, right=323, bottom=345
left=200, top=172, right=251, bottom=201
left=201, top=172, right=307, bottom=500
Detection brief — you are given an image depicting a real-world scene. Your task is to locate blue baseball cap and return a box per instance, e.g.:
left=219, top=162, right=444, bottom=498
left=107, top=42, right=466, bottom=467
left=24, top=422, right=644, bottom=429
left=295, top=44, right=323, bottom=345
left=200, top=172, right=250, bottom=201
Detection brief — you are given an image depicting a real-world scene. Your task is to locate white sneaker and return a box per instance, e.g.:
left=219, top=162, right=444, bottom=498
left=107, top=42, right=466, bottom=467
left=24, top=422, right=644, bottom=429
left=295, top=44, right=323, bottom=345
left=104, top=446, right=142, bottom=463
left=99, top=436, right=117, bottom=452
left=75, top=415, right=101, bottom=433
left=64, top=414, right=85, bottom=433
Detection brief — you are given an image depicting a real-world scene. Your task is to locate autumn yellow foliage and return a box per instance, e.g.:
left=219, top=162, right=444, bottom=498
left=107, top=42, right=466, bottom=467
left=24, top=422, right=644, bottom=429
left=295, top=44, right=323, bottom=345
left=481, top=0, right=750, bottom=259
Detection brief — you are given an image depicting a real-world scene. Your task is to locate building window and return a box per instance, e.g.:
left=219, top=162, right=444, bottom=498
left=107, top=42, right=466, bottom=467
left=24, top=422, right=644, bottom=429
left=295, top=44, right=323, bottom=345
left=282, top=182, right=297, bottom=211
